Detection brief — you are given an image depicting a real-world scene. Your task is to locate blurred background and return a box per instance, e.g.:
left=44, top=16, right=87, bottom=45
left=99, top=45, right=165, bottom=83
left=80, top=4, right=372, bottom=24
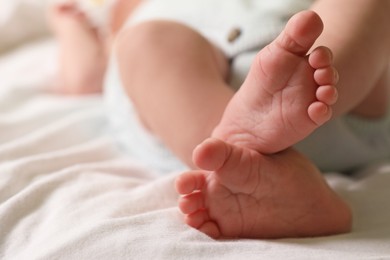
left=0, top=0, right=52, bottom=54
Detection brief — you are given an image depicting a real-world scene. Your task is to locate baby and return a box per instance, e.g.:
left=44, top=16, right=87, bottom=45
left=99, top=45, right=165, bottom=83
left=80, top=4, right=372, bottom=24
left=49, top=0, right=390, bottom=239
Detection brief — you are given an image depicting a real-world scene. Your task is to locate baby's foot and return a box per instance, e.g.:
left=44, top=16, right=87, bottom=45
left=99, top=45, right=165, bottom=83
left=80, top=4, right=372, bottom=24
left=213, top=11, right=339, bottom=154
left=176, top=138, right=352, bottom=238
left=176, top=11, right=350, bottom=239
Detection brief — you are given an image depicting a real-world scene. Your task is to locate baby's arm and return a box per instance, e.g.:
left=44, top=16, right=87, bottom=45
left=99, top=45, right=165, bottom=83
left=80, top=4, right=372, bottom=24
left=48, top=2, right=107, bottom=94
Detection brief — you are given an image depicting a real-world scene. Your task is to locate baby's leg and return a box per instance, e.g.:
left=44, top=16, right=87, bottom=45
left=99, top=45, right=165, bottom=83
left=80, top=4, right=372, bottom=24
left=115, top=21, right=232, bottom=167
left=48, top=3, right=107, bottom=94
left=311, top=0, right=390, bottom=118
left=117, top=12, right=338, bottom=161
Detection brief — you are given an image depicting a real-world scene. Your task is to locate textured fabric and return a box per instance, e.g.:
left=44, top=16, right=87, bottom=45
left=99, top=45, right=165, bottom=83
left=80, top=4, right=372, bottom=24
left=0, top=0, right=50, bottom=53
left=1, top=23, right=390, bottom=260
left=1, top=39, right=390, bottom=260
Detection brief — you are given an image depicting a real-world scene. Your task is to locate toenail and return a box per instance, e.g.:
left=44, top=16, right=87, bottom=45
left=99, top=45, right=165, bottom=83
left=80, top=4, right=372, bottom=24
left=322, top=105, right=329, bottom=114
left=333, top=88, right=339, bottom=100
left=334, top=69, right=339, bottom=83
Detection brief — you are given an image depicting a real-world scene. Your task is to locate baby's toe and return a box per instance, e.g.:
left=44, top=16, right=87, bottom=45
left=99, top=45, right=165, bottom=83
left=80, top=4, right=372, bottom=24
left=316, top=85, right=338, bottom=105
left=185, top=210, right=211, bottom=229
left=309, top=46, right=333, bottom=69
left=175, top=171, right=206, bottom=195
left=179, top=191, right=205, bottom=214
left=308, top=102, right=333, bottom=126
left=314, top=66, right=339, bottom=86
left=276, top=11, right=323, bottom=55
left=199, top=221, right=221, bottom=239
left=193, top=138, right=231, bottom=171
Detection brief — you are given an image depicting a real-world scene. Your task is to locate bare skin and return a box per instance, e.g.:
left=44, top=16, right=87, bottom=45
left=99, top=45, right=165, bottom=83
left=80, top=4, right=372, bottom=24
left=310, top=0, right=390, bottom=119
left=173, top=1, right=390, bottom=239
left=50, top=0, right=390, bottom=239
left=175, top=11, right=351, bottom=239
left=47, top=3, right=107, bottom=94
left=47, top=0, right=142, bottom=94
left=176, top=140, right=351, bottom=238
left=212, top=11, right=338, bottom=154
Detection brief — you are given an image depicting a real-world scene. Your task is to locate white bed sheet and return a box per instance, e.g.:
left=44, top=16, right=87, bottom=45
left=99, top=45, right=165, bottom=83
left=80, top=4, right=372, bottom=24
left=1, top=38, right=390, bottom=260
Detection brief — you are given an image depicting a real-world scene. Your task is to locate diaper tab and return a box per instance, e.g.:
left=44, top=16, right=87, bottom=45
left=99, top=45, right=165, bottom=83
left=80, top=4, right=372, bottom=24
left=227, top=27, right=242, bottom=43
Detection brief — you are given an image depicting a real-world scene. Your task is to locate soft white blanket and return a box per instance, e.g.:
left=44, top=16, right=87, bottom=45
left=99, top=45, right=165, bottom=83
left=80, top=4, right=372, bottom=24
left=1, top=6, right=390, bottom=260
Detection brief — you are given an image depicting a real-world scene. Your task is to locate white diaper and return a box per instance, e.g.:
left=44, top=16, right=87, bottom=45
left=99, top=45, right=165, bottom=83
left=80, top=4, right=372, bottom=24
left=128, top=0, right=314, bottom=58
left=104, top=57, right=189, bottom=174
left=103, top=0, right=389, bottom=174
